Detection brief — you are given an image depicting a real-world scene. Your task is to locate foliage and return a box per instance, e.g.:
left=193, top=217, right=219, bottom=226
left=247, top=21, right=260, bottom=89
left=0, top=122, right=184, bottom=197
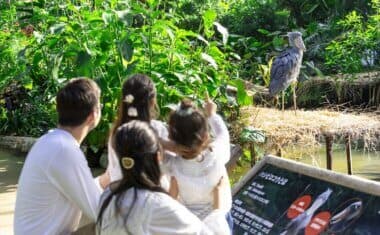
left=325, top=1, right=380, bottom=74
left=240, top=126, right=265, bottom=143
left=0, top=0, right=244, bottom=157
left=220, top=0, right=377, bottom=80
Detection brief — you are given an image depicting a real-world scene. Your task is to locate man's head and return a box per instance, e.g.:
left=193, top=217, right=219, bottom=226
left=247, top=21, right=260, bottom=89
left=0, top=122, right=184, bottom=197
left=56, top=78, right=101, bottom=129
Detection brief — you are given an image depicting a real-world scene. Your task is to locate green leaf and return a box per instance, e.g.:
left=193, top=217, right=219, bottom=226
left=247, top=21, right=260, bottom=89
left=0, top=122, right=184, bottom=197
left=201, top=53, right=217, bottom=69
left=76, top=51, right=91, bottom=68
left=118, top=37, right=134, bottom=62
left=202, top=9, right=217, bottom=38
left=240, top=127, right=265, bottom=143
left=22, top=80, right=33, bottom=90
left=115, top=10, right=133, bottom=26
left=49, top=23, right=66, bottom=34
left=233, top=79, right=252, bottom=106
left=52, top=55, right=63, bottom=80
left=257, top=29, right=270, bottom=35
left=102, top=12, right=114, bottom=25
left=213, top=22, right=228, bottom=45
left=33, top=31, right=44, bottom=43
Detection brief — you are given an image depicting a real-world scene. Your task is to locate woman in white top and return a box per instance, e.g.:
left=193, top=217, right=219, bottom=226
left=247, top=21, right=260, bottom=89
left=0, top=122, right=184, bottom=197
left=96, top=121, right=230, bottom=234
left=107, top=74, right=169, bottom=183
left=161, top=98, right=233, bottom=227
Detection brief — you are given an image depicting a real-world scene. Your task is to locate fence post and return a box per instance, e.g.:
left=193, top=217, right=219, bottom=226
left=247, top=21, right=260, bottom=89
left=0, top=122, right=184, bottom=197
left=325, top=134, right=334, bottom=170
left=345, top=134, right=353, bottom=175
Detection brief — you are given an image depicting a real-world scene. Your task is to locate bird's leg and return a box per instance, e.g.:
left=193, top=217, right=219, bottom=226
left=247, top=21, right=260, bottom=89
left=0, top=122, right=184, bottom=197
left=281, top=91, right=285, bottom=113
left=292, top=82, right=297, bottom=115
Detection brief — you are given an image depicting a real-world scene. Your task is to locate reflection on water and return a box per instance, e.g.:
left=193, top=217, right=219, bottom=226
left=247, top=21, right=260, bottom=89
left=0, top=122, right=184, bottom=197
left=0, top=149, right=25, bottom=194
left=296, top=145, right=380, bottom=181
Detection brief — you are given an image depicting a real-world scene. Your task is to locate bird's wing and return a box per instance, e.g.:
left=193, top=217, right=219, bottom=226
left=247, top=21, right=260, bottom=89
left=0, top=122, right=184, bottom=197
left=269, top=48, right=302, bottom=96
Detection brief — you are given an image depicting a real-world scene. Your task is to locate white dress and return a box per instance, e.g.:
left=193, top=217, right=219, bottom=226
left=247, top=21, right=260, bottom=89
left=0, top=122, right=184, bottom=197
left=161, top=114, right=232, bottom=220
left=96, top=188, right=230, bottom=235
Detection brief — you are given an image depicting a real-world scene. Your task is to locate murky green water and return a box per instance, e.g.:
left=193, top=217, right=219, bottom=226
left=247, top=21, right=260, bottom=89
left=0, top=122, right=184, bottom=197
left=230, top=145, right=380, bottom=184
left=298, top=145, right=380, bottom=181
left=0, top=149, right=103, bottom=194
left=0, top=149, right=25, bottom=194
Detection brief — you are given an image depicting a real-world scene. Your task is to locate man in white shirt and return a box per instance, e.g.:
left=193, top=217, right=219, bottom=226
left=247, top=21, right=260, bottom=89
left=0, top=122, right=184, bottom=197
left=14, top=78, right=109, bottom=235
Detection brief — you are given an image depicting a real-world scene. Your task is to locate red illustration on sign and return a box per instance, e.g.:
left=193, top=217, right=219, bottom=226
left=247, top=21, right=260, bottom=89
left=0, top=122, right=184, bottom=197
left=305, top=211, right=331, bottom=235
left=287, top=195, right=312, bottom=219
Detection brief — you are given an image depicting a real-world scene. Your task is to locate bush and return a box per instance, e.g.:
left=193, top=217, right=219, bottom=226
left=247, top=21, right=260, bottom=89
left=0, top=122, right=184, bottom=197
left=0, top=0, right=246, bottom=157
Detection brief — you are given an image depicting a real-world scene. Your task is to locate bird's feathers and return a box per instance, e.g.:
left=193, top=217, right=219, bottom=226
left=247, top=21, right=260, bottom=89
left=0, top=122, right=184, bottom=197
left=269, top=47, right=302, bottom=96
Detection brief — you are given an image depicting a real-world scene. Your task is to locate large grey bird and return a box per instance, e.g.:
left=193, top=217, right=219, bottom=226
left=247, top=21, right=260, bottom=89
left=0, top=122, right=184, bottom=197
left=269, top=31, right=306, bottom=114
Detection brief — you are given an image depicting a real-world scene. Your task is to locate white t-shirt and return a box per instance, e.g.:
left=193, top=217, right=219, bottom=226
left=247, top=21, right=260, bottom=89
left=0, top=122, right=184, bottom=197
left=161, top=114, right=232, bottom=219
left=14, top=129, right=103, bottom=235
left=97, top=187, right=230, bottom=235
left=107, top=120, right=169, bottom=182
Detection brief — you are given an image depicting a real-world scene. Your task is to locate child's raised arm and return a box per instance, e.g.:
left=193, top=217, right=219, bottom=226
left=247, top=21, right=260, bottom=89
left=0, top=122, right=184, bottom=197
left=203, top=95, right=230, bottom=164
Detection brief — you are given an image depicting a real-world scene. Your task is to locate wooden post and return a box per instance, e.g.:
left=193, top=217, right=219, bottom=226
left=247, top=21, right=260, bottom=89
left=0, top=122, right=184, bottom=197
left=250, top=143, right=256, bottom=167
left=276, top=146, right=282, bottom=158
left=325, top=134, right=333, bottom=170
left=345, top=134, right=353, bottom=175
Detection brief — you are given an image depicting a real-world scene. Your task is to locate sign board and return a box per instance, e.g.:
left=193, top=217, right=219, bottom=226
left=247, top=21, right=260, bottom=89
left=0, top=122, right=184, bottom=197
left=231, top=155, right=380, bottom=235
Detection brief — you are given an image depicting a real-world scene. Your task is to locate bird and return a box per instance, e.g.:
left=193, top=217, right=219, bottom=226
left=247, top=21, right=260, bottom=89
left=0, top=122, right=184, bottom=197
left=269, top=31, right=306, bottom=115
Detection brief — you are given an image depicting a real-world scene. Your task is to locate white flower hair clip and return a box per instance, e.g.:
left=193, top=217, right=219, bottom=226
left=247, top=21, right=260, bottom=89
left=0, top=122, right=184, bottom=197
left=128, top=107, right=138, bottom=117
left=124, top=94, right=134, bottom=104
left=121, top=157, right=135, bottom=169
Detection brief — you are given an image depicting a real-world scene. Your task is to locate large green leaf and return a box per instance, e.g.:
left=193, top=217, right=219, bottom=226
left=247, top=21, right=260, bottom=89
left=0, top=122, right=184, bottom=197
left=119, top=37, right=134, bottom=62
left=231, top=79, right=252, bottom=106
left=240, top=127, right=266, bottom=143
left=213, top=22, right=228, bottom=45
left=202, top=9, right=217, bottom=38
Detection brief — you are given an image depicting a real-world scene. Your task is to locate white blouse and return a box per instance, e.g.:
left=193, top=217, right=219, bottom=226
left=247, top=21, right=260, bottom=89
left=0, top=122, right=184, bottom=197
left=107, top=120, right=169, bottom=182
left=96, top=188, right=230, bottom=235
left=161, top=114, right=232, bottom=220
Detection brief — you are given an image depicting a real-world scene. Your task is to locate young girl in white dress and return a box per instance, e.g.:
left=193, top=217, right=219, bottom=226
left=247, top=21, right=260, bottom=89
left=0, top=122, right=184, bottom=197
left=96, top=121, right=230, bottom=234
left=107, top=74, right=169, bottom=183
left=161, top=98, right=233, bottom=229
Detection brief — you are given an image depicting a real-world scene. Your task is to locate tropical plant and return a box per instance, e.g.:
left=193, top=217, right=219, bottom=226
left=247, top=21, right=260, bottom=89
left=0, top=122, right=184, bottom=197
left=0, top=0, right=245, bottom=162
left=325, top=0, right=380, bottom=74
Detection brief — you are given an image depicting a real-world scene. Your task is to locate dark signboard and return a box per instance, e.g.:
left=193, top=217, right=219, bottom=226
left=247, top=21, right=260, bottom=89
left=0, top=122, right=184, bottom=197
left=232, top=155, right=380, bottom=235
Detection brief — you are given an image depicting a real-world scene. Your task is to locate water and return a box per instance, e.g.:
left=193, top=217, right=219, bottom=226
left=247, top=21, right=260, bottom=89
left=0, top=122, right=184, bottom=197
left=0, top=149, right=25, bottom=235
left=297, top=145, right=380, bottom=181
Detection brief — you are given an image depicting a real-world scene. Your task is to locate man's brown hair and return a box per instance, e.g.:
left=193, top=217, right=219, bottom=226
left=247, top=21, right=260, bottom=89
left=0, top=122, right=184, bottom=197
left=56, top=78, right=100, bottom=127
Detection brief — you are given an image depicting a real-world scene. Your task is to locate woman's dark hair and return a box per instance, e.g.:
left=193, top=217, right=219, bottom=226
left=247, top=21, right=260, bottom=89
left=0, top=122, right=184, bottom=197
left=97, top=121, right=165, bottom=231
left=56, top=78, right=100, bottom=127
left=168, top=99, right=209, bottom=150
left=110, top=74, right=158, bottom=137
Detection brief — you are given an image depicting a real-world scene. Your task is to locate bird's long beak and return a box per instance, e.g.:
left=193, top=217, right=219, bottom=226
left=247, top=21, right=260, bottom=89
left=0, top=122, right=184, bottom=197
left=298, top=39, right=306, bottom=52
left=301, top=41, right=306, bottom=52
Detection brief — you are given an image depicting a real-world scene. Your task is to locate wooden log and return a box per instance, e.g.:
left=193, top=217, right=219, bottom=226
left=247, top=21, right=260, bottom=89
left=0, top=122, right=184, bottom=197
left=325, top=134, right=334, bottom=170
left=345, top=134, right=353, bottom=175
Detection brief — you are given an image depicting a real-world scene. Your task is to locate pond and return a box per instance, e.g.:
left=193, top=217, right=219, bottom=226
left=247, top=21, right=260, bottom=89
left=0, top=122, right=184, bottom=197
left=299, top=145, right=380, bottom=181
left=230, top=145, right=380, bottom=184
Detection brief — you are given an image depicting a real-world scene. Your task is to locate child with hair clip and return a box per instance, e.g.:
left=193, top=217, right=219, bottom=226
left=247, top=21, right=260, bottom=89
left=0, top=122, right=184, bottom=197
left=97, top=121, right=230, bottom=234
left=161, top=95, right=233, bottom=231
left=107, top=74, right=170, bottom=183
